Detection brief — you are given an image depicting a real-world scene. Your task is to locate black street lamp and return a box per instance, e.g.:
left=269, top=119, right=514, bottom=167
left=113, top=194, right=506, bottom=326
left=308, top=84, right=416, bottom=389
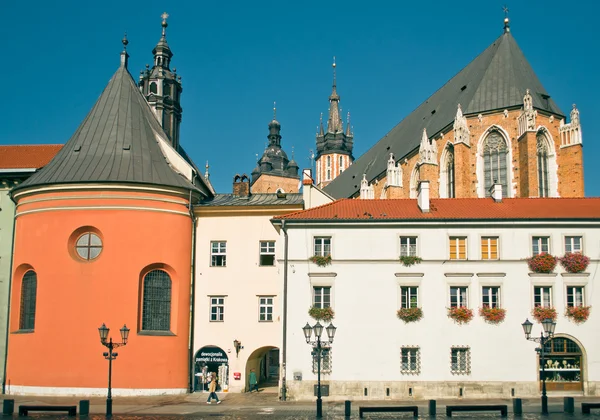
left=303, top=321, right=336, bottom=418
left=522, top=318, right=556, bottom=415
left=98, top=323, right=130, bottom=417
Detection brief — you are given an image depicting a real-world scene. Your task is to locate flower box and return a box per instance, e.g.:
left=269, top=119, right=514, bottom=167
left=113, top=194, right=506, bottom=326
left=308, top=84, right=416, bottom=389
left=308, top=306, right=334, bottom=322
left=399, top=256, right=423, bottom=267
left=532, top=306, right=557, bottom=323
left=396, top=307, right=423, bottom=323
left=526, top=253, right=557, bottom=273
left=479, top=306, right=506, bottom=325
left=565, top=306, right=591, bottom=324
left=447, top=307, right=473, bottom=324
left=559, top=253, right=590, bottom=274
left=309, top=254, right=332, bottom=267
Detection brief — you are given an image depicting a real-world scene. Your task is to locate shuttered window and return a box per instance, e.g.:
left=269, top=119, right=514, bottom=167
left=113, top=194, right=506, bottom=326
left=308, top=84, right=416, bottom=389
left=449, top=237, right=467, bottom=260
left=481, top=237, right=499, bottom=260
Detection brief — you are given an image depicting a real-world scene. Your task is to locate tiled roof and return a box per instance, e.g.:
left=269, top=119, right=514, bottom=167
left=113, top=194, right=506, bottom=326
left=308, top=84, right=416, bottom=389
left=324, top=32, right=562, bottom=199
left=274, top=198, right=600, bottom=221
left=0, top=145, right=63, bottom=170
left=197, top=193, right=303, bottom=207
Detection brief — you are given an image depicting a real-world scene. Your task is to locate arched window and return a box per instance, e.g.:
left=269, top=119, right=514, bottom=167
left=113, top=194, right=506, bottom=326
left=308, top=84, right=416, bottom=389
left=445, top=145, right=455, bottom=198
left=482, top=131, right=509, bottom=197
left=150, top=82, right=157, bottom=94
left=20, top=271, right=37, bottom=330
left=326, top=156, right=331, bottom=180
left=142, top=269, right=171, bottom=331
left=537, top=133, right=550, bottom=197
left=409, top=165, right=420, bottom=199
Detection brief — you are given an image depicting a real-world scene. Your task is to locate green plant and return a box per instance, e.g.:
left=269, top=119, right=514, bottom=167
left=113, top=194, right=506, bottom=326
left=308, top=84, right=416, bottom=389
left=396, top=307, right=423, bottom=323
left=479, top=306, right=506, bottom=325
left=309, top=254, right=332, bottom=267
left=308, top=306, right=335, bottom=322
left=565, top=306, right=591, bottom=324
left=399, top=255, right=423, bottom=267
left=532, top=306, right=557, bottom=323
left=526, top=253, right=558, bottom=273
left=447, top=307, right=474, bottom=324
left=559, top=253, right=590, bottom=273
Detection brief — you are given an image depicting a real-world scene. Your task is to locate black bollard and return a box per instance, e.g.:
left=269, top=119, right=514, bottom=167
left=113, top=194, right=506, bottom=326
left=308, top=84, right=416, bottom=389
left=564, top=396, right=574, bottom=413
left=344, top=400, right=351, bottom=417
left=513, top=398, right=522, bottom=416
left=2, top=399, right=14, bottom=415
left=79, top=400, right=90, bottom=416
left=429, top=399, right=436, bottom=416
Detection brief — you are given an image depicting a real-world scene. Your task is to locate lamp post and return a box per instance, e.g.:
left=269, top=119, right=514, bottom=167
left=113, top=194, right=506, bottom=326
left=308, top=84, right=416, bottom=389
left=522, top=318, right=556, bottom=415
left=98, top=323, right=130, bottom=417
left=303, top=321, right=336, bottom=418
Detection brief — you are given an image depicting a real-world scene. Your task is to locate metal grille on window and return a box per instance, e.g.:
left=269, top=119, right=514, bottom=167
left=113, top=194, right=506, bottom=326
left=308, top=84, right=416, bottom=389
left=537, top=133, right=550, bottom=197
left=76, top=233, right=103, bottom=260
left=483, top=131, right=508, bottom=197
left=19, top=270, right=37, bottom=330
left=400, top=347, right=420, bottom=375
left=450, top=346, right=470, bottom=375
left=142, top=269, right=171, bottom=331
left=312, top=346, right=332, bottom=374
left=400, top=237, right=417, bottom=257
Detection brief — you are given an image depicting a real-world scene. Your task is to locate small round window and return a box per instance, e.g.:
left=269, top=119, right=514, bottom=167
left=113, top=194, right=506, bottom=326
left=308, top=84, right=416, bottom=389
left=76, top=233, right=103, bottom=260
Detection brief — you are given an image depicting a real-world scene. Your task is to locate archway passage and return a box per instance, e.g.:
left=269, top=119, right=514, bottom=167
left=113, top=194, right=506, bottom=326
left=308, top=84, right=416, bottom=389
left=194, top=346, right=229, bottom=392
left=245, top=346, right=279, bottom=392
left=541, top=337, right=583, bottom=392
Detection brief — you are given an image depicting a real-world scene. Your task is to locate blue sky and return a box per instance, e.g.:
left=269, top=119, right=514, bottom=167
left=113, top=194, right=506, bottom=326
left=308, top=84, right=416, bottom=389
left=2, top=1, right=598, bottom=196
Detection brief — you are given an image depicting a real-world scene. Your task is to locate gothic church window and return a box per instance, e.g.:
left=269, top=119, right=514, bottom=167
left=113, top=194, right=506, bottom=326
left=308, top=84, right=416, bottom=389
left=142, top=269, right=171, bottom=331
left=326, top=156, right=331, bottom=180
left=19, top=270, right=37, bottom=330
left=445, top=145, right=455, bottom=198
left=537, top=133, right=550, bottom=197
left=482, top=131, right=509, bottom=197
left=339, top=156, right=344, bottom=174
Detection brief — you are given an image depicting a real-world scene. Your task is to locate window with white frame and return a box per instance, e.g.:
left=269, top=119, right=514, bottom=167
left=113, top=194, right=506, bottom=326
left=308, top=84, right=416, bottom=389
left=482, top=286, right=500, bottom=308
left=259, top=241, right=276, bottom=266
left=564, top=236, right=582, bottom=254
left=450, top=347, right=470, bottom=375
left=449, top=237, right=467, bottom=260
left=211, top=241, right=227, bottom=267
left=400, top=347, right=420, bottom=374
left=566, top=286, right=585, bottom=307
left=312, top=347, right=332, bottom=374
left=313, top=286, right=331, bottom=308
left=400, top=237, right=417, bottom=257
left=259, top=296, right=274, bottom=321
left=313, top=237, right=331, bottom=257
left=450, top=286, right=468, bottom=308
left=532, top=236, right=550, bottom=255
left=210, top=296, right=225, bottom=321
left=534, top=286, right=552, bottom=308
left=401, top=286, right=419, bottom=308
left=481, top=237, right=499, bottom=260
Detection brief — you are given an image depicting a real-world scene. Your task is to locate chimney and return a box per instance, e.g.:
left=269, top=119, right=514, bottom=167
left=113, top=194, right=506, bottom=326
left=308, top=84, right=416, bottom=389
left=232, top=174, right=250, bottom=197
left=490, top=183, right=502, bottom=202
left=417, top=180, right=430, bottom=213
left=302, top=169, right=313, bottom=186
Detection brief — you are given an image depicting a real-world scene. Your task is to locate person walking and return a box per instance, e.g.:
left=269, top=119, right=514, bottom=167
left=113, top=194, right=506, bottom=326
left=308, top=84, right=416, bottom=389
left=206, top=375, right=221, bottom=404
left=248, top=369, right=258, bottom=393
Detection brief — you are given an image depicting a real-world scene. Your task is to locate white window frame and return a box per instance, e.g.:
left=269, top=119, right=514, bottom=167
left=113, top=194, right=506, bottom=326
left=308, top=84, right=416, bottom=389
left=449, top=236, right=467, bottom=260
left=566, top=286, right=585, bottom=307
left=258, top=296, right=274, bottom=321
left=450, top=346, right=471, bottom=375
left=531, top=236, right=550, bottom=256
left=481, top=236, right=499, bottom=260
left=400, top=236, right=418, bottom=257
left=400, top=347, right=420, bottom=375
left=210, top=296, right=225, bottom=322
left=313, top=237, right=331, bottom=257
left=210, top=241, right=227, bottom=267
left=564, top=236, right=582, bottom=254
left=259, top=240, right=276, bottom=266
left=482, top=286, right=500, bottom=308
left=401, top=286, right=419, bottom=308
left=313, top=286, right=331, bottom=309
left=450, top=286, right=469, bottom=308
left=534, top=286, right=553, bottom=308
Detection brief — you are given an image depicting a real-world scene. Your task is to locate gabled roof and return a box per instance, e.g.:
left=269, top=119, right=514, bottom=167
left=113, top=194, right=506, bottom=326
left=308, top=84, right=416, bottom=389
left=274, top=198, right=600, bottom=222
left=197, top=193, right=303, bottom=207
left=0, top=145, right=62, bottom=170
left=324, top=32, right=563, bottom=199
left=13, top=61, right=210, bottom=196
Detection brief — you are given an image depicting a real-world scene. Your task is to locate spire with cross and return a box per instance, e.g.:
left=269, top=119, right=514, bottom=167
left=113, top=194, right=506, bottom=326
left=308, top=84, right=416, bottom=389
left=503, top=6, right=510, bottom=33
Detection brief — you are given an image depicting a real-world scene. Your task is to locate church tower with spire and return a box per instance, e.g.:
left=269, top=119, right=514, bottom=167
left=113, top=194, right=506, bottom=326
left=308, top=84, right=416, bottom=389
left=138, top=12, right=183, bottom=150
left=315, top=58, right=354, bottom=188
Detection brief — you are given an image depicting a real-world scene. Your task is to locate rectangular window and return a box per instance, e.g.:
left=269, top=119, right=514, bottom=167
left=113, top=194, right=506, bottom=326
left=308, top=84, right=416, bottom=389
left=532, top=236, right=550, bottom=256
left=312, top=347, right=332, bottom=374
left=211, top=241, right=227, bottom=267
left=210, top=297, right=225, bottom=321
left=564, top=236, right=582, bottom=254
left=534, top=286, right=552, bottom=308
left=259, top=296, right=274, bottom=321
left=566, top=286, right=584, bottom=307
left=400, top=347, right=420, bottom=374
left=401, top=286, right=419, bottom=308
left=449, top=237, right=467, bottom=260
left=259, top=241, right=276, bottom=266
left=313, top=286, right=331, bottom=309
left=481, top=237, right=499, bottom=260
left=482, top=286, right=500, bottom=308
left=450, top=286, right=468, bottom=308
left=451, top=347, right=470, bottom=375
left=313, top=237, right=331, bottom=257
left=400, top=237, right=418, bottom=257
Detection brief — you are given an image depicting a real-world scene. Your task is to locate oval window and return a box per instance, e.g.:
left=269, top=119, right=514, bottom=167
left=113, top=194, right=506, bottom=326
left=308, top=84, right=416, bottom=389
left=76, top=233, right=103, bottom=260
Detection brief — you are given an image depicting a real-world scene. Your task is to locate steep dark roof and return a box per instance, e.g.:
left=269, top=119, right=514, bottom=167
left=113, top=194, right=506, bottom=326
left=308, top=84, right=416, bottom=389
left=197, top=193, right=303, bottom=207
left=14, top=61, right=210, bottom=196
left=324, top=32, right=563, bottom=199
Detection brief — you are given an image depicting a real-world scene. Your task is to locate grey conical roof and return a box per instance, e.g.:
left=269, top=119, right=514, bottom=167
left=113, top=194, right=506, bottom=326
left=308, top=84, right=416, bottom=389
left=15, top=60, right=209, bottom=196
left=324, top=31, right=563, bottom=199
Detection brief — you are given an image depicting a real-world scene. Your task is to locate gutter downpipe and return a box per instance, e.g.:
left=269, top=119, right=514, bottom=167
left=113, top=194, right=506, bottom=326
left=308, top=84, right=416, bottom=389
left=188, top=188, right=197, bottom=393
left=281, top=219, right=288, bottom=401
left=2, top=201, right=17, bottom=394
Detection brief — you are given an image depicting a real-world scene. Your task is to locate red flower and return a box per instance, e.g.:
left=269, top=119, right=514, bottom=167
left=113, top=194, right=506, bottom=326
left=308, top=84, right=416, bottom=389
left=479, top=306, right=506, bottom=325
left=559, top=253, right=590, bottom=274
left=397, top=307, right=423, bottom=323
left=447, top=307, right=474, bottom=324
left=526, top=253, right=557, bottom=273
left=565, top=306, right=591, bottom=324
left=532, top=306, right=557, bottom=323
